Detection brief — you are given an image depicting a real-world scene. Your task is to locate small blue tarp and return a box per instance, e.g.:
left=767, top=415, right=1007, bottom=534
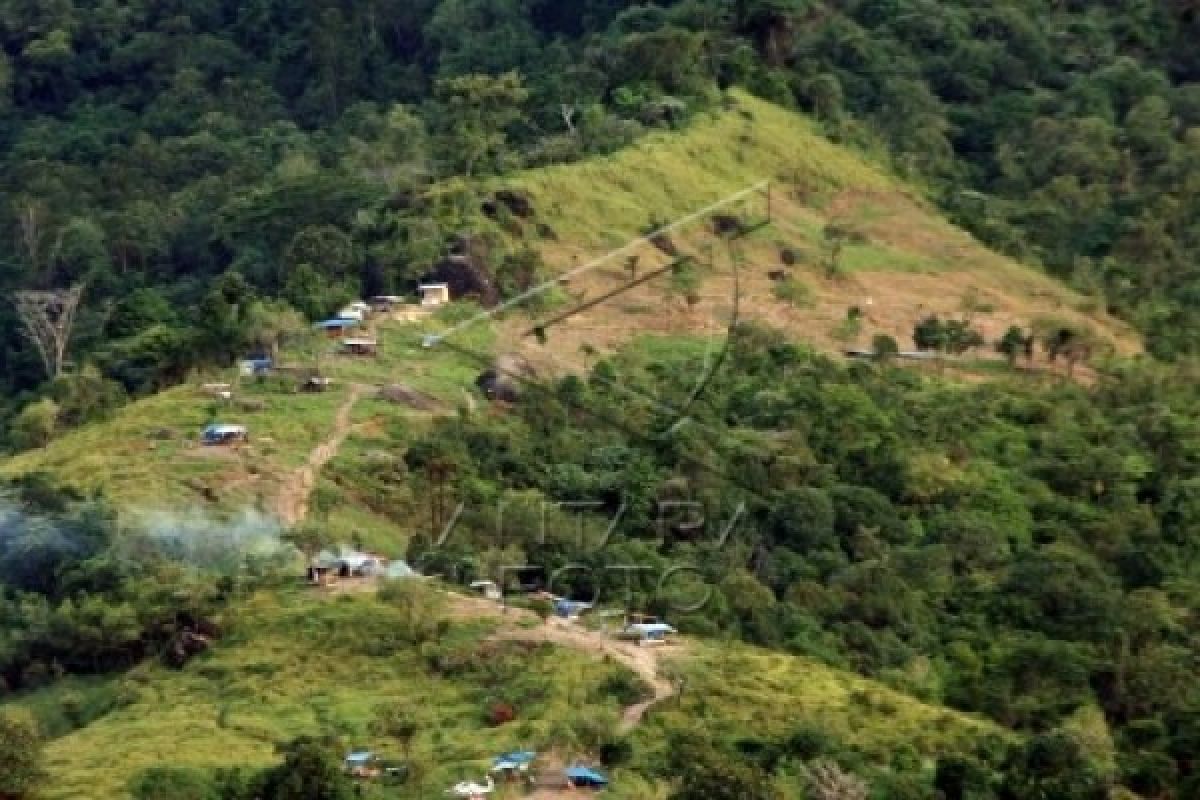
left=565, top=766, right=608, bottom=787
left=345, top=751, right=373, bottom=766
left=492, top=750, right=536, bottom=771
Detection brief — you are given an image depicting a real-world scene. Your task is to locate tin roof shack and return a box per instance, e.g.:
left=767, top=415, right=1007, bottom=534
left=201, top=423, right=248, bottom=446
left=491, top=750, right=537, bottom=782
left=554, top=599, right=593, bottom=620
left=418, top=283, right=451, bottom=307
left=534, top=763, right=608, bottom=791
left=565, top=766, right=609, bottom=789
left=470, top=580, right=503, bottom=601
left=339, top=338, right=379, bottom=357
left=315, top=318, right=360, bottom=338
left=308, top=549, right=390, bottom=586
left=620, top=621, right=677, bottom=646
left=238, top=357, right=274, bottom=377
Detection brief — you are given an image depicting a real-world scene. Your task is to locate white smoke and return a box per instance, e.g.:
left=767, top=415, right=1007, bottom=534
left=122, top=508, right=301, bottom=574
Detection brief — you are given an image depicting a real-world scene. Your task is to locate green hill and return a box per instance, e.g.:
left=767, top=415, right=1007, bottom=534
left=0, top=91, right=1136, bottom=516
left=0, top=94, right=1169, bottom=800
left=5, top=586, right=1007, bottom=800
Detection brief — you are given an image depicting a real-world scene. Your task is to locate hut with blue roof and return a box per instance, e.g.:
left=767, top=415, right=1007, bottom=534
left=315, top=318, right=360, bottom=338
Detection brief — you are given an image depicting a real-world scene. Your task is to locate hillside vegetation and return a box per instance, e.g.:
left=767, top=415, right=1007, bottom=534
left=2, top=1, right=1200, bottom=798
left=0, top=92, right=1139, bottom=515
left=479, top=91, right=1138, bottom=373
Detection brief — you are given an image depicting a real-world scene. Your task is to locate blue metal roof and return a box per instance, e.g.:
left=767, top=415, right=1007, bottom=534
left=493, top=750, right=536, bottom=766
left=565, top=766, right=608, bottom=785
left=345, top=751, right=373, bottom=764
left=315, top=318, right=358, bottom=329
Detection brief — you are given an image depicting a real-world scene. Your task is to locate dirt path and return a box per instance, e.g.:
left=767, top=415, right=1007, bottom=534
left=495, top=618, right=676, bottom=733
left=445, top=594, right=681, bottom=734
left=273, top=384, right=368, bottom=526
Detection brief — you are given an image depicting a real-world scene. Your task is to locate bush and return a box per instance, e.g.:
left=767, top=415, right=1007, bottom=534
left=773, top=277, right=814, bottom=308
left=600, top=735, right=634, bottom=766
left=0, top=710, right=43, bottom=799
left=377, top=580, right=447, bottom=644
left=487, top=702, right=517, bottom=726
left=595, top=669, right=653, bottom=707
left=130, top=767, right=220, bottom=800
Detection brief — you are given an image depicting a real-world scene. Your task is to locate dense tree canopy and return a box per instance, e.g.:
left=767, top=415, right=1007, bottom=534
left=380, top=324, right=1200, bottom=796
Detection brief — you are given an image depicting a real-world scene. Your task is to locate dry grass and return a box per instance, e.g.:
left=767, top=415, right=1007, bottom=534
left=481, top=91, right=1138, bottom=376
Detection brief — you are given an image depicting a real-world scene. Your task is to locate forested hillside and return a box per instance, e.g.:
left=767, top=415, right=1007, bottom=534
left=2, top=0, right=1200, bottom=434
left=2, top=2, right=1200, bottom=799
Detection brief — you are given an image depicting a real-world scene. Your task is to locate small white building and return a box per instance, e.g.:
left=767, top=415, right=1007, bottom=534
left=470, top=580, right=502, bottom=601
left=418, top=283, right=451, bottom=307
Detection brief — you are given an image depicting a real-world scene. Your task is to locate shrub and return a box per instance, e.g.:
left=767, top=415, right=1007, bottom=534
left=487, top=702, right=517, bottom=726
left=0, top=710, right=43, bottom=800
left=773, top=277, right=814, bottom=308
left=594, top=669, right=653, bottom=707
left=600, top=736, right=634, bottom=766
left=130, top=767, right=219, bottom=800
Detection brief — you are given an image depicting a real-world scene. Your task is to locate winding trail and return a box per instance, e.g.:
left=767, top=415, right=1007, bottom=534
left=494, top=618, right=676, bottom=733
left=273, top=384, right=368, bottom=526
left=445, top=594, right=682, bottom=733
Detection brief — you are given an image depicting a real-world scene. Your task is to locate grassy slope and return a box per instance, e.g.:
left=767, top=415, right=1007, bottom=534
left=0, top=91, right=1135, bottom=511
left=642, top=644, right=1008, bottom=758
left=489, top=90, right=1138, bottom=376
left=1, top=93, right=1132, bottom=797
left=11, top=588, right=622, bottom=799
left=0, top=310, right=491, bottom=516
left=6, top=588, right=1005, bottom=799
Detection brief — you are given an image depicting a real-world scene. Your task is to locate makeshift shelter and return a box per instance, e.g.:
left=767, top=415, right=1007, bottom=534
left=555, top=599, right=593, bottom=619
left=470, top=580, right=502, bottom=600
left=201, top=423, right=248, bottom=446
left=622, top=621, right=676, bottom=645
left=419, top=283, right=451, bottom=307
left=315, top=318, right=360, bottom=338
left=491, top=750, right=536, bottom=782
left=564, top=766, right=608, bottom=789
left=339, top=338, right=379, bottom=357
left=308, top=549, right=388, bottom=583
left=238, top=357, right=273, bottom=377
left=337, top=551, right=387, bottom=578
